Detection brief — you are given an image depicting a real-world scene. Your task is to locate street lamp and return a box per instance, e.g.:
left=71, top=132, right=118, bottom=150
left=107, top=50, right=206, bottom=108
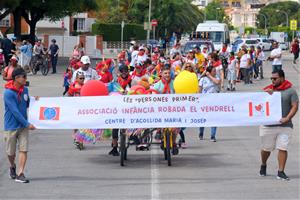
left=146, top=0, right=152, bottom=44
left=216, top=7, right=221, bottom=22
left=257, top=13, right=267, bottom=35
left=276, top=10, right=288, bottom=27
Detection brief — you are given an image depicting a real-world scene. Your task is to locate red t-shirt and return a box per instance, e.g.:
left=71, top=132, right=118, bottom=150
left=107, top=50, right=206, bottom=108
left=98, top=71, right=113, bottom=83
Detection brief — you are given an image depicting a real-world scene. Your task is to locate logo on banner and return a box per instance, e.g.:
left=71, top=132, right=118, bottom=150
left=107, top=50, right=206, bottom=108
left=248, top=102, right=270, bottom=117
left=39, top=107, right=60, bottom=120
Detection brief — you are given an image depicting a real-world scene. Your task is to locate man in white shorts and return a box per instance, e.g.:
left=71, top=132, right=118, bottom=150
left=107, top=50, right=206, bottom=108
left=259, top=69, right=298, bottom=181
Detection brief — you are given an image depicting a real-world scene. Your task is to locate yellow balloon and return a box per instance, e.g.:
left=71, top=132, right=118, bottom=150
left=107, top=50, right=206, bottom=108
left=174, top=70, right=199, bottom=94
left=149, top=77, right=154, bottom=85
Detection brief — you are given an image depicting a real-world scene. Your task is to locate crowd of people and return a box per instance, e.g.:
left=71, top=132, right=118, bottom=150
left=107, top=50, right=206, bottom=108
left=2, top=34, right=299, bottom=183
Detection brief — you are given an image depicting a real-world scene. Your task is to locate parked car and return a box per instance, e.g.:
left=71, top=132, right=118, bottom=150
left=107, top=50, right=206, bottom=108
left=181, top=40, right=215, bottom=56
left=255, top=38, right=272, bottom=51
left=231, top=38, right=258, bottom=53
left=279, top=42, right=289, bottom=50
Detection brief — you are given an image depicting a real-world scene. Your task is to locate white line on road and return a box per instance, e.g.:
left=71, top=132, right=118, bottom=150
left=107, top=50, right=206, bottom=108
left=151, top=146, right=160, bottom=200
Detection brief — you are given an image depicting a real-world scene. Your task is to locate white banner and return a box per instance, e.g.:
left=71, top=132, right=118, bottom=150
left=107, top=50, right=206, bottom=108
left=28, top=93, right=282, bottom=129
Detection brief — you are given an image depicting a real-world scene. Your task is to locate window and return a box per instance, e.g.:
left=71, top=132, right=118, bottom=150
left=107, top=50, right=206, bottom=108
left=0, top=19, right=10, bottom=27
left=73, top=18, right=85, bottom=32
left=232, top=1, right=241, bottom=8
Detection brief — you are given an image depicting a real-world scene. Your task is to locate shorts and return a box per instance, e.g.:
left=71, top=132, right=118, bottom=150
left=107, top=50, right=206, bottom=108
left=4, top=128, right=29, bottom=156
left=259, top=126, right=292, bottom=151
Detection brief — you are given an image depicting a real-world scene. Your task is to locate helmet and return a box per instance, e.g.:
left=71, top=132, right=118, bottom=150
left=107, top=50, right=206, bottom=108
left=80, top=55, right=91, bottom=65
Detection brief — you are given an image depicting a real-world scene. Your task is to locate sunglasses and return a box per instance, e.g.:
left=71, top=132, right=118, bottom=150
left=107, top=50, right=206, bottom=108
left=270, top=77, right=280, bottom=81
left=78, top=77, right=85, bottom=80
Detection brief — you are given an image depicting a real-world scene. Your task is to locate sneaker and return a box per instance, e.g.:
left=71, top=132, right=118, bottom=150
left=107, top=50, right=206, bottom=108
left=181, top=143, right=187, bottom=149
left=108, top=147, right=120, bottom=156
left=259, top=165, right=267, bottom=176
left=210, top=137, right=216, bottom=142
left=15, top=173, right=29, bottom=183
left=277, top=171, right=290, bottom=181
left=9, top=165, right=17, bottom=179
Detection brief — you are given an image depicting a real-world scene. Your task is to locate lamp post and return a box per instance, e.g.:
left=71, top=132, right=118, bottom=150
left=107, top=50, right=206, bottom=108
left=146, top=0, right=152, bottom=44
left=216, top=7, right=221, bottom=22
left=276, top=10, right=288, bottom=28
left=257, top=13, right=267, bottom=35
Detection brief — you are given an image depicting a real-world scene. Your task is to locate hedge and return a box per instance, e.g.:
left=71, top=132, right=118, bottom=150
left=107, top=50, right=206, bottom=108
left=92, top=23, right=147, bottom=41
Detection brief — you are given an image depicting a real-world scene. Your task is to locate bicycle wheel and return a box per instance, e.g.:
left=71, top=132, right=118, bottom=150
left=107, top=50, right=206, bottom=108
left=41, top=64, right=49, bottom=76
left=120, top=129, right=126, bottom=166
left=165, top=130, right=172, bottom=166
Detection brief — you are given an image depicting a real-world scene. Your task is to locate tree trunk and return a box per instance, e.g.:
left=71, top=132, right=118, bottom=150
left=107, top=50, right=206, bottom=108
left=12, top=7, right=22, bottom=38
left=29, top=21, right=37, bottom=43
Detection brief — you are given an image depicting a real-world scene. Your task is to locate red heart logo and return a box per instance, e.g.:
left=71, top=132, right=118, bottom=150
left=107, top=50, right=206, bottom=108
left=255, top=104, right=262, bottom=111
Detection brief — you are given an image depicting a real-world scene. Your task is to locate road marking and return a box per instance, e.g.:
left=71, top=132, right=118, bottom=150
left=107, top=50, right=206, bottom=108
left=151, top=146, right=160, bottom=200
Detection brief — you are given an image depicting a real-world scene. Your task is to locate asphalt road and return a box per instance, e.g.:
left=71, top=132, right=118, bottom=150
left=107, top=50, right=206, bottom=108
left=0, top=52, right=299, bottom=200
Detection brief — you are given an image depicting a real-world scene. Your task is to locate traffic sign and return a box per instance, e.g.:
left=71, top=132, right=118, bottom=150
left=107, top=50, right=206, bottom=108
left=290, top=20, right=297, bottom=31
left=144, top=22, right=152, bottom=30
left=151, top=19, right=158, bottom=27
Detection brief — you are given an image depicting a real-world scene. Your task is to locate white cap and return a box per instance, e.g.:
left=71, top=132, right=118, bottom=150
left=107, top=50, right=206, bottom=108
left=130, top=41, right=136, bottom=45
left=80, top=55, right=91, bottom=65
left=0, top=49, right=3, bottom=53
left=139, top=46, right=145, bottom=51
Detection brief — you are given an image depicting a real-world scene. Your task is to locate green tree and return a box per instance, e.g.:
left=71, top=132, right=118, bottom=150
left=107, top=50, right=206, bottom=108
left=257, top=1, right=300, bottom=29
left=95, top=0, right=204, bottom=37
left=0, top=0, right=98, bottom=41
left=205, top=0, right=225, bottom=22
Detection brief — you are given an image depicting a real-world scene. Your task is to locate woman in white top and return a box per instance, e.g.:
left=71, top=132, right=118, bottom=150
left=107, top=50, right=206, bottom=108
left=239, top=48, right=251, bottom=84
left=198, top=66, right=221, bottom=142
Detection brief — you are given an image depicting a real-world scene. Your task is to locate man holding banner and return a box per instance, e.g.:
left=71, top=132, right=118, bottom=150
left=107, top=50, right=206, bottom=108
left=259, top=69, right=298, bottom=181
left=3, top=68, right=36, bottom=183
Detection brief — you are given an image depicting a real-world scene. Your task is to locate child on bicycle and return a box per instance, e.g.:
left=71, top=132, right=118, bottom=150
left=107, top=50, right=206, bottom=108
left=152, top=64, right=179, bottom=155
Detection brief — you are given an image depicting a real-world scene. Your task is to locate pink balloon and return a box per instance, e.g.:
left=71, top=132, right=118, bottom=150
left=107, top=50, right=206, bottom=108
left=80, top=80, right=109, bottom=96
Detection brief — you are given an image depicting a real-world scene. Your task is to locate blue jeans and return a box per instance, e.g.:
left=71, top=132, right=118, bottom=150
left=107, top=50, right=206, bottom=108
left=272, top=65, right=282, bottom=72
left=199, top=127, right=217, bottom=138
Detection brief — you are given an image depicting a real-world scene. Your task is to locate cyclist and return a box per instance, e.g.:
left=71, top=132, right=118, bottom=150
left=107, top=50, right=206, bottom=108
left=31, top=39, right=47, bottom=71
left=152, top=65, right=179, bottom=155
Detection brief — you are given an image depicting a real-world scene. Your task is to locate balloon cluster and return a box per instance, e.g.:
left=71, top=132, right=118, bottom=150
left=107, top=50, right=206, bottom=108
left=127, top=85, right=158, bottom=95
left=74, top=129, right=103, bottom=144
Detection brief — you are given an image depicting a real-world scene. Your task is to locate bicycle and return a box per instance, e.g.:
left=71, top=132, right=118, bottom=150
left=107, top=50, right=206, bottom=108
left=119, top=128, right=154, bottom=166
left=162, top=128, right=179, bottom=166
left=30, top=53, right=50, bottom=76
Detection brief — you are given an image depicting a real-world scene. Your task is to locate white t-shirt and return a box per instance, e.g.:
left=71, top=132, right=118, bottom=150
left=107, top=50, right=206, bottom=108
left=240, top=54, right=250, bottom=69
left=199, top=76, right=220, bottom=94
left=130, top=50, right=139, bottom=66
left=227, top=58, right=237, bottom=72
left=270, top=47, right=282, bottom=65
left=72, top=67, right=99, bottom=83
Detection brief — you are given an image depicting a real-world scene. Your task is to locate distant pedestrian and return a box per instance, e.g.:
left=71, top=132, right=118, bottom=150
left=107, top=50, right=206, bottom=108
left=3, top=67, right=36, bottom=183
left=259, top=69, right=298, bottom=181
left=291, top=38, right=299, bottom=64
left=49, top=39, right=59, bottom=74
left=268, top=42, right=282, bottom=71
left=2, top=56, right=20, bottom=81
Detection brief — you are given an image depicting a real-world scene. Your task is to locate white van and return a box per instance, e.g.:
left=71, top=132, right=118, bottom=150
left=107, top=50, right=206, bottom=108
left=195, top=21, right=230, bottom=51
